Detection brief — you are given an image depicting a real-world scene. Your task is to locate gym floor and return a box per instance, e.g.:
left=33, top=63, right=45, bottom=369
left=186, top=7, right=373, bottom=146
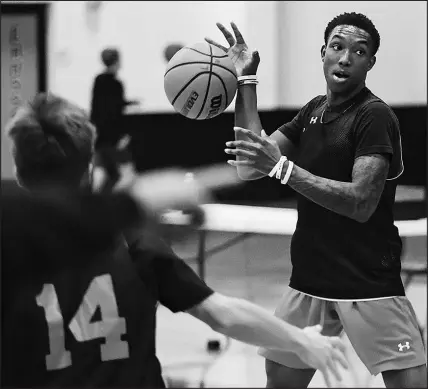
left=157, top=211, right=427, bottom=387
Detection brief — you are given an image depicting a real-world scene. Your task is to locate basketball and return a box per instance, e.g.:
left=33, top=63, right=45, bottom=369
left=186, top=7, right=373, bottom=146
left=164, top=42, right=237, bottom=120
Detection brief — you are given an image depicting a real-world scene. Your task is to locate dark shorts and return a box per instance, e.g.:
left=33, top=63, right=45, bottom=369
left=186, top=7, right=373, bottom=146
left=259, top=287, right=426, bottom=375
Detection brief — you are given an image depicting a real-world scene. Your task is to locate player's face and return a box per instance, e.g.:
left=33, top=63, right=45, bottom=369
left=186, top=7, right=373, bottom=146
left=321, top=25, right=376, bottom=95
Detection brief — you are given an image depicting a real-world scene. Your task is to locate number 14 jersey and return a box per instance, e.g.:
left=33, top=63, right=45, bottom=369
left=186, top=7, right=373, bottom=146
left=3, top=242, right=166, bottom=387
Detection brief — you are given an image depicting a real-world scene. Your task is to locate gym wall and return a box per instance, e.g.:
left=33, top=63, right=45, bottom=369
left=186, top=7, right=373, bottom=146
left=1, top=1, right=426, bottom=198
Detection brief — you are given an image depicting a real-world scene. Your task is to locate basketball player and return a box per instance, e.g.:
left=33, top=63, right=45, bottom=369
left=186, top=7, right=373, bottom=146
left=207, top=12, right=427, bottom=388
left=90, top=47, right=139, bottom=151
left=2, top=93, right=348, bottom=388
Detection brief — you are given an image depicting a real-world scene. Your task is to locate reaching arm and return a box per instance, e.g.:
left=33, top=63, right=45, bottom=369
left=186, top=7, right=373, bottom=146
left=187, top=292, right=304, bottom=352
left=187, top=292, right=348, bottom=385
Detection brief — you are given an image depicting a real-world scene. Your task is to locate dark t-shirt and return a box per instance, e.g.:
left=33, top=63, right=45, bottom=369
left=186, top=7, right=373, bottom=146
left=278, top=87, right=405, bottom=299
left=1, top=183, right=214, bottom=387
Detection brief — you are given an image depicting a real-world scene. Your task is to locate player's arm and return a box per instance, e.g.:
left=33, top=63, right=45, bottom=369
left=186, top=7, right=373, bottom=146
left=229, top=127, right=390, bottom=223
left=187, top=293, right=347, bottom=385
left=187, top=292, right=305, bottom=351
left=206, top=23, right=301, bottom=181
left=146, top=249, right=346, bottom=383
left=228, top=102, right=396, bottom=223
left=285, top=154, right=390, bottom=222
left=234, top=87, right=300, bottom=179
left=233, top=84, right=265, bottom=180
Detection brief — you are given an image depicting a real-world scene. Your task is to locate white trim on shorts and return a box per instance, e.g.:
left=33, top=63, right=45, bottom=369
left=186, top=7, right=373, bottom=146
left=292, top=287, right=399, bottom=302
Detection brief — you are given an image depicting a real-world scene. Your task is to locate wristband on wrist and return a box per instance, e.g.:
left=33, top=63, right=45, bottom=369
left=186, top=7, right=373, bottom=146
left=237, top=75, right=258, bottom=81
left=276, top=156, right=287, bottom=180
left=268, top=156, right=287, bottom=178
left=237, top=75, right=259, bottom=86
left=281, top=161, right=294, bottom=185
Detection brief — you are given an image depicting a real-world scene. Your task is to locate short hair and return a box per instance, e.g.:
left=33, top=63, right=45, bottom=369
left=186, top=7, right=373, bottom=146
left=6, top=93, right=96, bottom=188
left=324, top=12, right=380, bottom=56
left=101, top=48, right=120, bottom=67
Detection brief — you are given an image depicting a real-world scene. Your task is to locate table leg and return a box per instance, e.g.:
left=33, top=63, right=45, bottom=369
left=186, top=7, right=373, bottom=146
left=197, top=230, right=206, bottom=281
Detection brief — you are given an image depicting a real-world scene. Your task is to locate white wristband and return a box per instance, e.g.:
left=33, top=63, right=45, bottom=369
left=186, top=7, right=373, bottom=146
left=281, top=161, right=294, bottom=185
left=276, top=156, right=287, bottom=180
left=238, top=80, right=259, bottom=86
left=268, top=156, right=287, bottom=178
left=237, top=75, right=258, bottom=82
left=268, top=158, right=282, bottom=178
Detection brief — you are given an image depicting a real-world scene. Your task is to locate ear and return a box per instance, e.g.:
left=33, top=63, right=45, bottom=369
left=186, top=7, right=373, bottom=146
left=367, top=55, right=376, bottom=71
left=321, top=45, right=326, bottom=62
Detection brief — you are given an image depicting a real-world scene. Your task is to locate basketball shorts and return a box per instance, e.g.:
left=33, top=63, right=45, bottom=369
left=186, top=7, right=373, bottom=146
left=259, top=287, right=427, bottom=375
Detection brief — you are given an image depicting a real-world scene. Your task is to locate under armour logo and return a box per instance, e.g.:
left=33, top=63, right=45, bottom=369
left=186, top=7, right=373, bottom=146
left=309, top=117, right=318, bottom=124
left=398, top=342, right=410, bottom=351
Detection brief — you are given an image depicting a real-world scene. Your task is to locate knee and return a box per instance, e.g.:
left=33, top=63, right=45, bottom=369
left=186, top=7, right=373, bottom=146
left=382, top=364, right=427, bottom=388
left=265, top=359, right=279, bottom=388
left=265, top=359, right=315, bottom=388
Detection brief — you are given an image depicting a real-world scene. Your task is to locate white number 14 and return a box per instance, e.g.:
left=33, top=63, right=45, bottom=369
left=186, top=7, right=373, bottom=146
left=36, top=274, right=129, bottom=371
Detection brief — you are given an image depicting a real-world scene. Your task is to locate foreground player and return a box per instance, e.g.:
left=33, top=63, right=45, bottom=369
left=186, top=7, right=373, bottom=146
left=2, top=93, right=348, bottom=388
left=207, top=12, right=427, bottom=388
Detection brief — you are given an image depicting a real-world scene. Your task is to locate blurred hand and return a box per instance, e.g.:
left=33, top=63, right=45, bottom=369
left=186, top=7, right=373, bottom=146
left=128, top=164, right=241, bottom=216
left=298, top=325, right=349, bottom=387
left=205, top=22, right=260, bottom=76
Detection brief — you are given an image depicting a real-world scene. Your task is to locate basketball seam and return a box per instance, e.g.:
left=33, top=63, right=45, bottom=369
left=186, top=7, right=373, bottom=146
left=164, top=62, right=237, bottom=79
left=184, top=46, right=228, bottom=59
left=212, top=72, right=229, bottom=110
left=171, top=72, right=211, bottom=106
left=195, top=45, right=214, bottom=120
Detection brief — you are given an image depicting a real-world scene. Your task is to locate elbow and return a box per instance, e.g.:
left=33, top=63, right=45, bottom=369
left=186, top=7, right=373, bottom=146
left=209, top=308, right=236, bottom=334
left=207, top=299, right=240, bottom=335
left=353, top=212, right=371, bottom=223
left=352, top=198, right=376, bottom=223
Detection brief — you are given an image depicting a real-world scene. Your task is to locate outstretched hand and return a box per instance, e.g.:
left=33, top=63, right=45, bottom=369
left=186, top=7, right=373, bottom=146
left=225, top=127, right=282, bottom=175
left=205, top=22, right=260, bottom=76
left=300, top=325, right=349, bottom=388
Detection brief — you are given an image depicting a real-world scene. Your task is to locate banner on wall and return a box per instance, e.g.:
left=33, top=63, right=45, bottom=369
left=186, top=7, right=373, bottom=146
left=1, top=14, right=38, bottom=179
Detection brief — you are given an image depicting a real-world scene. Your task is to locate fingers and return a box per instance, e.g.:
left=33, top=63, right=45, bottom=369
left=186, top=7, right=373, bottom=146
left=233, top=127, right=267, bottom=144
left=327, top=358, right=343, bottom=383
left=225, top=148, right=257, bottom=158
left=332, top=347, right=349, bottom=370
left=226, top=140, right=259, bottom=151
left=230, top=21, right=246, bottom=44
left=216, top=22, right=236, bottom=46
left=204, top=38, right=228, bottom=53
left=329, top=336, right=346, bottom=354
left=321, top=368, right=333, bottom=388
left=227, top=159, right=255, bottom=167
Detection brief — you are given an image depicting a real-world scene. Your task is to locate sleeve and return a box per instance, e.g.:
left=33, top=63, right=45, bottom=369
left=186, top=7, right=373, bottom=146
left=353, top=102, right=403, bottom=178
left=277, top=97, right=322, bottom=145
left=129, top=234, right=214, bottom=312
left=153, top=253, right=214, bottom=312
